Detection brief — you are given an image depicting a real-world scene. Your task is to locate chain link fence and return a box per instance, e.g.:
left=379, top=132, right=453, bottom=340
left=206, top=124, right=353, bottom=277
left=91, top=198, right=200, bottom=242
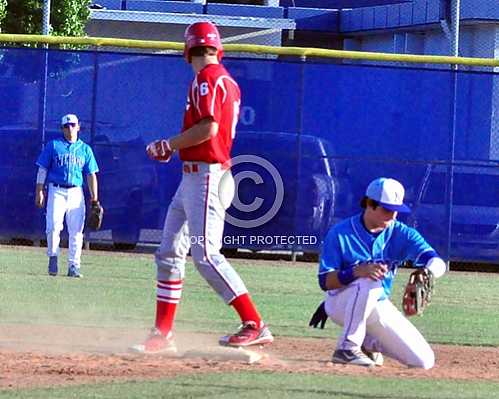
left=0, top=40, right=497, bottom=262
left=1, top=0, right=498, bottom=262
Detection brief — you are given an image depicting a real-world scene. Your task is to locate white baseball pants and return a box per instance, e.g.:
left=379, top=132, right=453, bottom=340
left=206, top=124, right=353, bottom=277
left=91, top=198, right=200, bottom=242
left=325, top=277, right=435, bottom=369
left=155, top=162, right=248, bottom=303
left=46, top=184, right=85, bottom=266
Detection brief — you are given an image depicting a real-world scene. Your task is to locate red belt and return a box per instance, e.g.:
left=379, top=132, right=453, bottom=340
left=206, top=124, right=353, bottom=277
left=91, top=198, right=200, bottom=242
left=183, top=163, right=199, bottom=173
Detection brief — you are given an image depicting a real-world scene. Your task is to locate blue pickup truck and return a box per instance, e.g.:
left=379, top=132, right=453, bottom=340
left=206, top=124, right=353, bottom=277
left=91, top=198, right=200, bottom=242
left=408, top=163, right=499, bottom=263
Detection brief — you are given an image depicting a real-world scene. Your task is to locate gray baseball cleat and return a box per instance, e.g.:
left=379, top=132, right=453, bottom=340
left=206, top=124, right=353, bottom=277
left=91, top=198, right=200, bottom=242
left=332, top=349, right=375, bottom=367
left=67, top=264, right=82, bottom=278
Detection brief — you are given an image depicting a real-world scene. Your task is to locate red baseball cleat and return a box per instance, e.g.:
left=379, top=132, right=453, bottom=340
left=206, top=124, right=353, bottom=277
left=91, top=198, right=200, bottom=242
left=219, top=321, right=274, bottom=347
left=130, top=328, right=177, bottom=354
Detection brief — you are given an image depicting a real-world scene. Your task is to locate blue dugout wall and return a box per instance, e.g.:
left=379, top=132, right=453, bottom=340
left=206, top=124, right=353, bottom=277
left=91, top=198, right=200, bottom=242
left=0, top=47, right=498, bottom=263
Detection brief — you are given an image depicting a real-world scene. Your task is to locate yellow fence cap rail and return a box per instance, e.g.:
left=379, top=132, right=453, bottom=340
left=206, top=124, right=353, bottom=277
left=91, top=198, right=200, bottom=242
left=1, top=34, right=498, bottom=68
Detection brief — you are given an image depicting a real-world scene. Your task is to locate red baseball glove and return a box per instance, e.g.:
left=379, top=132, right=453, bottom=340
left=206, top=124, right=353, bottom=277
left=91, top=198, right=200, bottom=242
left=402, top=268, right=434, bottom=317
left=146, top=139, right=173, bottom=163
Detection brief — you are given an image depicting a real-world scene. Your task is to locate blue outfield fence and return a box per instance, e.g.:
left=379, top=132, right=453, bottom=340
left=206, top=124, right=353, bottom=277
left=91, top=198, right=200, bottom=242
left=0, top=47, right=498, bottom=263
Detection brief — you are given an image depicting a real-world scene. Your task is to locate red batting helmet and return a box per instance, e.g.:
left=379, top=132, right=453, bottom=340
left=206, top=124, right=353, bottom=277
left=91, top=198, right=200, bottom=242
left=184, top=21, right=224, bottom=63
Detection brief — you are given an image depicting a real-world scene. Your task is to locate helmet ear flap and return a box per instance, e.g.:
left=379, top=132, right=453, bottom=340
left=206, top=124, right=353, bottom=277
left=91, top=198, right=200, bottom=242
left=183, top=44, right=191, bottom=63
left=216, top=49, right=224, bottom=62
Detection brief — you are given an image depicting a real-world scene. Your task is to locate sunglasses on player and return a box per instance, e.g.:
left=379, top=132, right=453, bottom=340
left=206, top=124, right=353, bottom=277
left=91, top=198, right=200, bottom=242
left=63, top=123, right=77, bottom=128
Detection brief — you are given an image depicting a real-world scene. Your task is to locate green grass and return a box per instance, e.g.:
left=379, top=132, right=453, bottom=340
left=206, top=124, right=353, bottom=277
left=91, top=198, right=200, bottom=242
left=1, top=246, right=499, bottom=398
left=2, top=372, right=499, bottom=399
left=1, top=246, right=498, bottom=345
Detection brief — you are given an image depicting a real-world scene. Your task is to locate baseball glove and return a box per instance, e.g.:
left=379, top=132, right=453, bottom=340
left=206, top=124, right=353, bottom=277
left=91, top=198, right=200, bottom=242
left=146, top=139, right=173, bottom=163
left=87, top=200, right=104, bottom=230
left=309, top=301, right=328, bottom=329
left=402, top=268, right=434, bottom=317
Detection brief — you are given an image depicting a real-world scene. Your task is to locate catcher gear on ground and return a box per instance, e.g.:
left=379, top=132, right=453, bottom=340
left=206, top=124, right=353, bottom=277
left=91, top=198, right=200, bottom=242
left=184, top=21, right=224, bottom=62
left=87, top=200, right=104, bottom=230
left=146, top=139, right=173, bottom=163
left=309, top=301, right=328, bottom=329
left=402, top=268, right=434, bottom=316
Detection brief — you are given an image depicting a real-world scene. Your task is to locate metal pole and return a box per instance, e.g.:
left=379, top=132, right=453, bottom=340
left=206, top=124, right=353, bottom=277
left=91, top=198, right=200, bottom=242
left=42, top=0, right=51, bottom=36
left=450, top=0, right=460, bottom=59
left=290, top=57, right=306, bottom=261
left=35, top=1, right=52, bottom=244
left=446, top=0, right=460, bottom=265
left=90, top=51, right=100, bottom=145
left=39, top=0, right=51, bottom=149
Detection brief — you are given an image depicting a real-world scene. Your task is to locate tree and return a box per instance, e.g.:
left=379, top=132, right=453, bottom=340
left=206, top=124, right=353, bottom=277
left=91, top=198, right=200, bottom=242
left=1, top=0, right=90, bottom=37
left=0, top=1, right=92, bottom=83
left=52, top=0, right=91, bottom=38
left=0, top=0, right=7, bottom=31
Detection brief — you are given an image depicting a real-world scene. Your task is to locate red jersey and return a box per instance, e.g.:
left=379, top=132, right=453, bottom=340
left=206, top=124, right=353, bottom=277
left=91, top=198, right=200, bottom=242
left=179, top=63, right=240, bottom=164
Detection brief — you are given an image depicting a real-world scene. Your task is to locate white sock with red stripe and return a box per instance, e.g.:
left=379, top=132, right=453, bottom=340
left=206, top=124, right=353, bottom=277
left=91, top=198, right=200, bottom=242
left=155, top=279, right=183, bottom=335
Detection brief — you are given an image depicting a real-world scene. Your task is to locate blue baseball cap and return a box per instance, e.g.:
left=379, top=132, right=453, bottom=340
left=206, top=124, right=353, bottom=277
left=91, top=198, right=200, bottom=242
left=366, top=177, right=411, bottom=213
left=61, top=114, right=79, bottom=125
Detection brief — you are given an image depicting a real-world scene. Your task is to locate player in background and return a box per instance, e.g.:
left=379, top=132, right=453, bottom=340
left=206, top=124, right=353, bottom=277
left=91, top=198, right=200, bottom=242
left=35, top=114, right=99, bottom=278
left=316, top=177, right=446, bottom=368
left=132, top=21, right=273, bottom=354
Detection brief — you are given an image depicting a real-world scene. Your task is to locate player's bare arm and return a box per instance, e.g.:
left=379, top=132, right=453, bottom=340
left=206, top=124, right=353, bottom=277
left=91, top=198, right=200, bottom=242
left=169, top=118, right=218, bottom=150
left=35, top=183, right=45, bottom=208
left=35, top=166, right=47, bottom=208
left=324, top=271, right=342, bottom=290
left=147, top=118, right=218, bottom=162
left=86, top=173, right=98, bottom=203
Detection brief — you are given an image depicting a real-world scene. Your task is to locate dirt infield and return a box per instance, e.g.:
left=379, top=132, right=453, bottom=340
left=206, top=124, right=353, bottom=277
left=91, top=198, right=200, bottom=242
left=1, top=323, right=499, bottom=390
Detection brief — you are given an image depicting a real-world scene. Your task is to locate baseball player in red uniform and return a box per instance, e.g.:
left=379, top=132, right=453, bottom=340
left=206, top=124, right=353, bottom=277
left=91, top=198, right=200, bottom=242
left=132, top=21, right=273, bottom=354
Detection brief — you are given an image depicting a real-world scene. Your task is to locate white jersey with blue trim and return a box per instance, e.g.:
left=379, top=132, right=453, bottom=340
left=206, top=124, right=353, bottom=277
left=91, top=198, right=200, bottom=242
left=318, top=213, right=437, bottom=300
left=36, top=137, right=99, bottom=187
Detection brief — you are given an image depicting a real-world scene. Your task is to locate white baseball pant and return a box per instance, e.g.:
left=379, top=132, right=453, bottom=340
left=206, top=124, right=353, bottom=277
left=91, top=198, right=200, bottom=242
left=45, top=184, right=85, bottom=267
left=325, top=277, right=435, bottom=369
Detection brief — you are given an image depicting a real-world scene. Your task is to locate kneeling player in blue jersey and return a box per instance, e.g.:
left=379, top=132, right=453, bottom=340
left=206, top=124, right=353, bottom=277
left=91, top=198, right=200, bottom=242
left=314, top=177, right=446, bottom=368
